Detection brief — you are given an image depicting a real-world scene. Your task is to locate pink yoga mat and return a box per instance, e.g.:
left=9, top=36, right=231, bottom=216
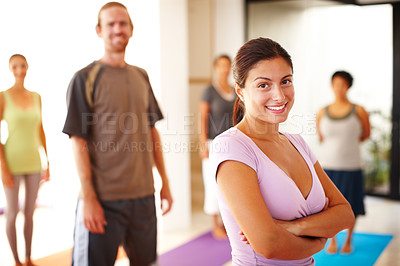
left=159, top=231, right=232, bottom=266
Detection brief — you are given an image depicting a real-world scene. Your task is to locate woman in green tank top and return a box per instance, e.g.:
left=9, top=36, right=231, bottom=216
left=0, top=54, right=50, bottom=266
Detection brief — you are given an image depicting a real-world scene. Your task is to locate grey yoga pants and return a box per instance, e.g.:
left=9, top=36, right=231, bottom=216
left=3, top=173, right=41, bottom=260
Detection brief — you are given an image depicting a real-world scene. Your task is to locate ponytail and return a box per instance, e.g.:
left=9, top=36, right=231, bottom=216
left=233, top=97, right=245, bottom=126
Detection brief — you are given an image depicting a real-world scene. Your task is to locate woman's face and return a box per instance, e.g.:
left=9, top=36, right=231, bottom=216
left=215, top=57, right=231, bottom=80
left=331, top=76, right=349, bottom=100
left=236, top=57, right=294, bottom=125
left=9, top=56, right=28, bottom=81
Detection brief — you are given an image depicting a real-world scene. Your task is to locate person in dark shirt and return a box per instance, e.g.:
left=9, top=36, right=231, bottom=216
left=62, top=2, right=173, bottom=265
left=199, top=54, right=236, bottom=239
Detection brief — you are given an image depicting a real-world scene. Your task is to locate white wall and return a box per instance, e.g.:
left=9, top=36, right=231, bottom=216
left=213, top=0, right=246, bottom=61
left=158, top=0, right=191, bottom=231
left=247, top=2, right=393, bottom=156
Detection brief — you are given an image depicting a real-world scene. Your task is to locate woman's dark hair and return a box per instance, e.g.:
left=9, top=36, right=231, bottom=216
left=213, top=54, right=231, bottom=66
left=232, top=37, right=293, bottom=125
left=9, top=54, right=27, bottom=64
left=331, top=70, right=353, bottom=88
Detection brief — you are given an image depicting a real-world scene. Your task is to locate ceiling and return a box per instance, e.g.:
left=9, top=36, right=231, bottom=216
left=247, top=0, right=400, bottom=5
left=355, top=0, right=400, bottom=4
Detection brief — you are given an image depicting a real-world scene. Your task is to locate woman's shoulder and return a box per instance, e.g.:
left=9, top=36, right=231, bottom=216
left=0, top=91, right=5, bottom=105
left=213, top=127, right=247, bottom=143
left=319, top=104, right=330, bottom=111
left=317, top=105, right=330, bottom=118
left=353, top=103, right=367, bottom=113
left=203, top=84, right=217, bottom=94
left=0, top=89, right=11, bottom=102
left=353, top=103, right=369, bottom=119
left=25, top=90, right=41, bottom=102
left=0, top=88, right=12, bottom=95
left=212, top=128, right=258, bottom=157
left=200, top=84, right=216, bottom=101
left=210, top=127, right=259, bottom=170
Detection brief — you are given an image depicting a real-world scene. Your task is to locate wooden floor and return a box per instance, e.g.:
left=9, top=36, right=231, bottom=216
left=33, top=247, right=127, bottom=266
left=34, top=249, right=71, bottom=266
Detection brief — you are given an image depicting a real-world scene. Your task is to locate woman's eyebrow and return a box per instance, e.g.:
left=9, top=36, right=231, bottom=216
left=253, top=74, right=292, bottom=82
left=253, top=76, right=271, bottom=81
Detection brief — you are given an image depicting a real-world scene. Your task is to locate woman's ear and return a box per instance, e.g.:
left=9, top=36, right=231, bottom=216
left=235, top=83, right=244, bottom=102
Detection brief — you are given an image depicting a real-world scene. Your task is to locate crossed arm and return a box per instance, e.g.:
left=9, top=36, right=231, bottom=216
left=216, top=160, right=354, bottom=260
left=273, top=162, right=355, bottom=238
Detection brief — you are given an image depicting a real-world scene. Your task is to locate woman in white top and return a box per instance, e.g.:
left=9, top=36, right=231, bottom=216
left=317, top=70, right=370, bottom=254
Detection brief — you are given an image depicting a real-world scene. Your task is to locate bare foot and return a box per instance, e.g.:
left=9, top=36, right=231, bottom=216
left=25, top=259, right=37, bottom=266
left=341, top=242, right=353, bottom=254
left=212, top=226, right=228, bottom=240
left=326, top=239, right=338, bottom=254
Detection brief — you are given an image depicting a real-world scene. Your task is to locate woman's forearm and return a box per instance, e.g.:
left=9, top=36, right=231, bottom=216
left=39, top=123, right=49, bottom=166
left=275, top=203, right=354, bottom=238
left=298, top=205, right=354, bottom=238
left=253, top=224, right=327, bottom=260
left=0, top=144, right=9, bottom=172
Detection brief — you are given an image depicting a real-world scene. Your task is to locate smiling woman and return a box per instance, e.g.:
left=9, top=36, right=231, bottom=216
left=210, top=37, right=355, bottom=266
left=236, top=56, right=294, bottom=125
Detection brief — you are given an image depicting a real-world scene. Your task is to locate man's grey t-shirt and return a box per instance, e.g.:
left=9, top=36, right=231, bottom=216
left=63, top=61, right=163, bottom=201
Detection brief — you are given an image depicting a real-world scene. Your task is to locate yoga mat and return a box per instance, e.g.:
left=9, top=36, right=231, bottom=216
left=159, top=231, right=231, bottom=266
left=314, top=231, right=393, bottom=266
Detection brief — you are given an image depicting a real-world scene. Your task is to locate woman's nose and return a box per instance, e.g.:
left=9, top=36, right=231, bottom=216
left=271, top=86, right=285, bottom=102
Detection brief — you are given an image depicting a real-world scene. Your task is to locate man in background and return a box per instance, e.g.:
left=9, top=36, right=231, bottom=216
left=62, top=2, right=173, bottom=265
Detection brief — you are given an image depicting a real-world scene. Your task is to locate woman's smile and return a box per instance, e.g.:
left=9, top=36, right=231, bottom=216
left=266, top=103, right=287, bottom=112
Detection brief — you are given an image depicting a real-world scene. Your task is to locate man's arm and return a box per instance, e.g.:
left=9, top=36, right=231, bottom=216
left=150, top=126, right=173, bottom=215
left=71, top=136, right=107, bottom=233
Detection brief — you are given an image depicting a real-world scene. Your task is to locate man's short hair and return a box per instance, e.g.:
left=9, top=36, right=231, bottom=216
left=97, top=2, right=133, bottom=28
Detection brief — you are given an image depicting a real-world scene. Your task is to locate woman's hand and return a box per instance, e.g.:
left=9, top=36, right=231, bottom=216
left=41, top=167, right=50, bottom=182
left=199, top=143, right=209, bottom=159
left=1, top=169, right=14, bottom=188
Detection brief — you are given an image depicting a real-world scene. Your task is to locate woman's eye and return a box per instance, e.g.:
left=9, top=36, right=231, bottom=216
left=258, top=83, right=269, bottom=89
left=282, top=79, right=292, bottom=86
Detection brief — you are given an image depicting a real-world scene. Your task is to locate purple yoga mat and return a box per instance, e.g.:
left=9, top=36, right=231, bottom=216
left=159, top=231, right=232, bottom=266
